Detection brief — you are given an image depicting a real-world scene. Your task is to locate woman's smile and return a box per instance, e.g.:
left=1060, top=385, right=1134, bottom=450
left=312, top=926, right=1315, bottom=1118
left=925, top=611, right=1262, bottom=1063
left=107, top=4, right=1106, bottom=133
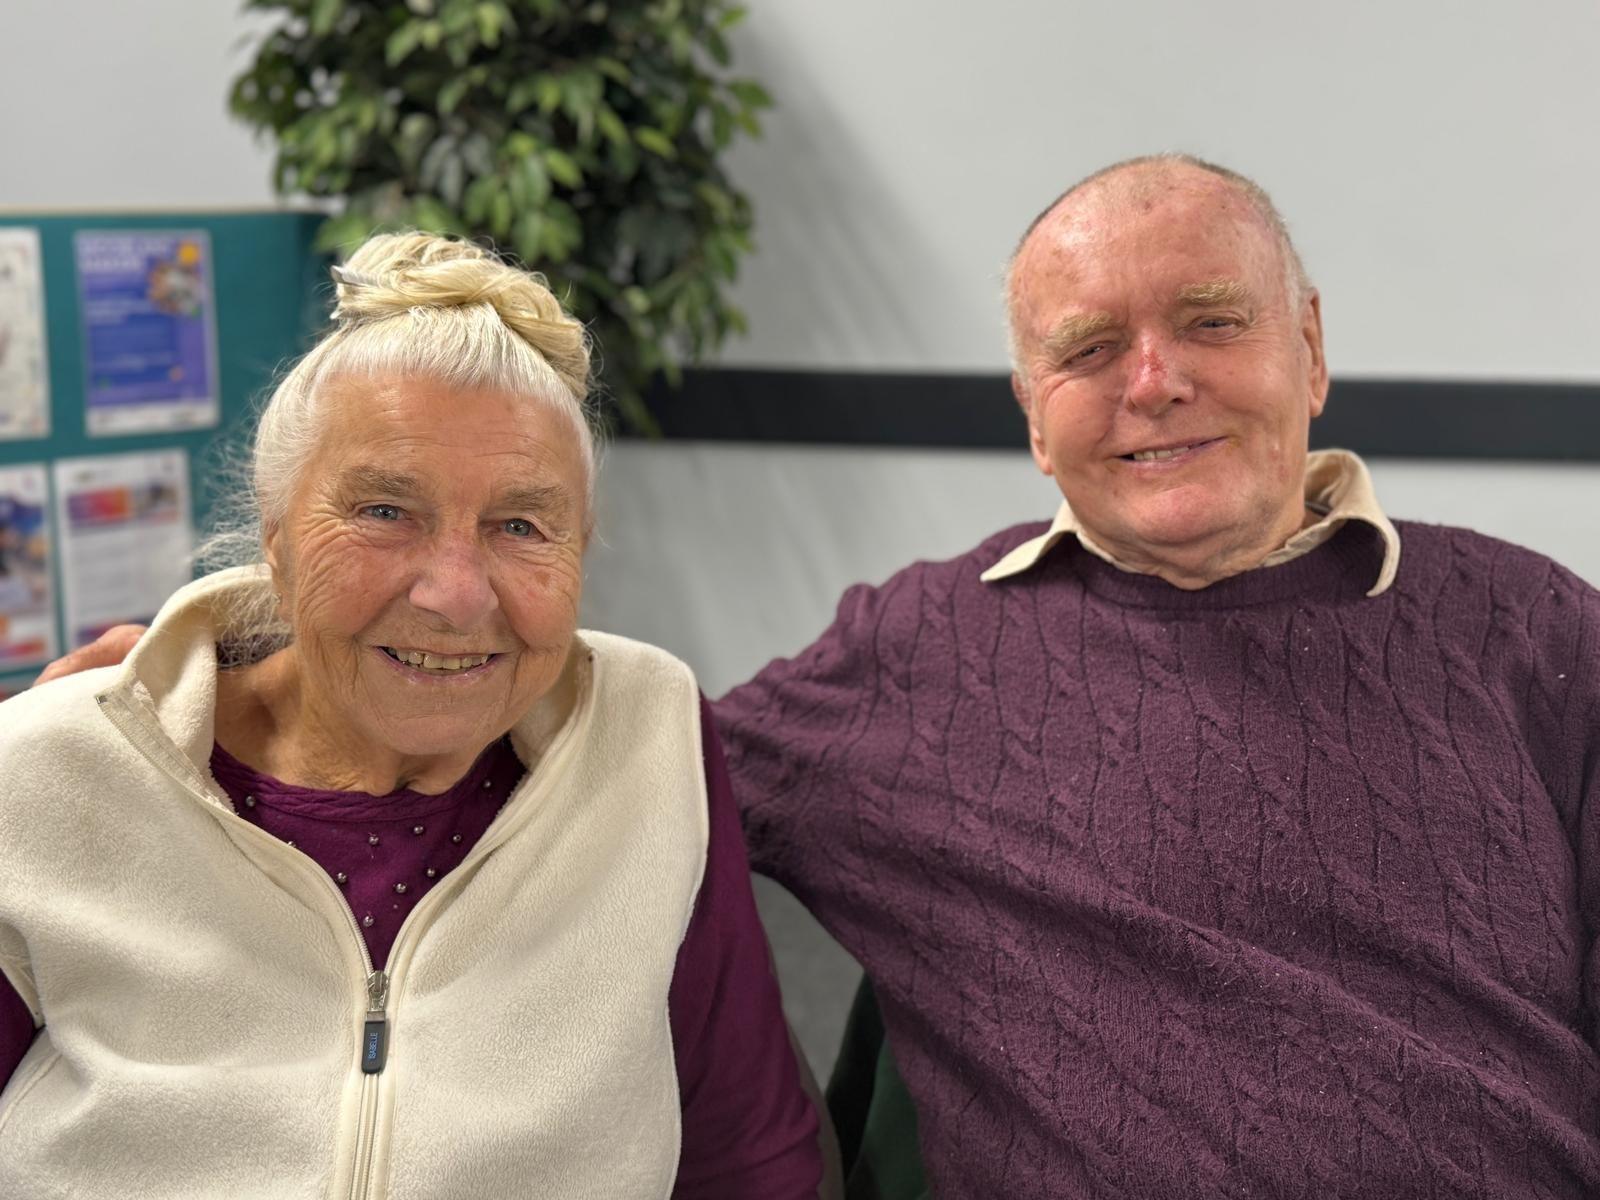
left=372, top=644, right=504, bottom=680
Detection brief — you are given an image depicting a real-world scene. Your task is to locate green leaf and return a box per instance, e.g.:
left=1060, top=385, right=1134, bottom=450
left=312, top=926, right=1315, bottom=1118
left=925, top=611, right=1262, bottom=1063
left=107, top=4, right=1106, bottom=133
left=535, top=75, right=562, bottom=115
left=633, top=127, right=676, bottom=158
left=411, top=195, right=460, bottom=232
left=595, top=106, right=629, bottom=147
left=506, top=77, right=542, bottom=114
left=694, top=181, right=732, bottom=219
left=518, top=156, right=551, bottom=205
left=489, top=190, right=513, bottom=238
left=475, top=1, right=508, bottom=44
left=543, top=147, right=583, bottom=187
left=513, top=212, right=546, bottom=264
left=438, top=75, right=471, bottom=115
left=310, top=0, right=344, bottom=36
left=386, top=23, right=423, bottom=67
left=314, top=210, right=375, bottom=254
left=717, top=5, right=748, bottom=31
left=728, top=79, right=772, bottom=110
left=594, top=56, right=631, bottom=84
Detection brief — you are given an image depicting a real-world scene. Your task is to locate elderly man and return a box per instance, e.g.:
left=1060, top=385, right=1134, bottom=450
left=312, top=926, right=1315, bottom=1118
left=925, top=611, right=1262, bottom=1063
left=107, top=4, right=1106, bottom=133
left=716, top=155, right=1600, bottom=1197
left=35, top=156, right=1600, bottom=1197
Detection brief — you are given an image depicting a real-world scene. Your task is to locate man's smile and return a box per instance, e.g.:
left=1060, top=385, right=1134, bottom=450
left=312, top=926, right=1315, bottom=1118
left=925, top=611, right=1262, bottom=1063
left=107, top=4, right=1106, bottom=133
left=1116, top=436, right=1225, bottom=464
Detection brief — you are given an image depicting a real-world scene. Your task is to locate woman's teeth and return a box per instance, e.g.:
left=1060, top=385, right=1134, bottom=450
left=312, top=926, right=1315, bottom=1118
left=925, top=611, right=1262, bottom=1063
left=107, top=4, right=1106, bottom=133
left=383, top=648, right=491, bottom=672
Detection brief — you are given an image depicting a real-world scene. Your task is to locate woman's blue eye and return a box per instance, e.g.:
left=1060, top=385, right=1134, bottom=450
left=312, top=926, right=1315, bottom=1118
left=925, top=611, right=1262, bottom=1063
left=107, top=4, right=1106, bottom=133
left=505, top=518, right=535, bottom=537
left=363, top=504, right=403, bottom=521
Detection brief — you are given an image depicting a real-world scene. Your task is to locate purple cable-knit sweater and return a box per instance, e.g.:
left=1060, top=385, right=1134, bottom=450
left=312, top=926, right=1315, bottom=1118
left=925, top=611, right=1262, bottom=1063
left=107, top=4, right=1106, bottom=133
left=719, top=519, right=1600, bottom=1199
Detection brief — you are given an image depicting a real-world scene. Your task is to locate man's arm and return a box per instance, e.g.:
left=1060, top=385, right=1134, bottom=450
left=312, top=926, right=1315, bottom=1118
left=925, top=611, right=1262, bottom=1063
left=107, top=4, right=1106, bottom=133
left=32, top=624, right=145, bottom=685
left=711, top=571, right=916, bottom=884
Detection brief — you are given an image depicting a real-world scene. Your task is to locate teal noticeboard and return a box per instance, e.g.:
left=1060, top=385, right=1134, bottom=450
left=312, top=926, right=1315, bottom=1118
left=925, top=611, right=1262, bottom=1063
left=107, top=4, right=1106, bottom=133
left=0, top=210, right=326, bottom=690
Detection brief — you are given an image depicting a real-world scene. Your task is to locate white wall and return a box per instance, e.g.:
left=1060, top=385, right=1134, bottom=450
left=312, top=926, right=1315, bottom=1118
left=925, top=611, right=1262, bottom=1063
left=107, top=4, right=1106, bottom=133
left=0, top=2, right=277, bottom=210
left=718, top=0, right=1600, bottom=380
left=5, top=1, right=1596, bottom=383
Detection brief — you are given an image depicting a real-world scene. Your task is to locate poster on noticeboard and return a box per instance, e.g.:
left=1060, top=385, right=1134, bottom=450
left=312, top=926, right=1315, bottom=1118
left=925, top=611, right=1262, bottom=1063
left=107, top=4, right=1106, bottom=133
left=75, top=230, right=220, bottom=436
left=0, top=227, right=51, bottom=442
left=0, top=463, right=58, bottom=670
left=52, top=449, right=192, bottom=650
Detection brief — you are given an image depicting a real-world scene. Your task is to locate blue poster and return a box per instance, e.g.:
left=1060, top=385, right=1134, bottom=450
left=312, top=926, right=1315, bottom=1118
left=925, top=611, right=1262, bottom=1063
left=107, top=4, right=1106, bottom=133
left=75, top=230, right=220, bottom=435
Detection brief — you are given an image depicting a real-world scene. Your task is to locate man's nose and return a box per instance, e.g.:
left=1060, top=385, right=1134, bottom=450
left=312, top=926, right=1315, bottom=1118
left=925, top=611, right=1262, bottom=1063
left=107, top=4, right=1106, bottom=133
left=1123, top=336, right=1193, bottom=414
left=408, top=529, right=498, bottom=630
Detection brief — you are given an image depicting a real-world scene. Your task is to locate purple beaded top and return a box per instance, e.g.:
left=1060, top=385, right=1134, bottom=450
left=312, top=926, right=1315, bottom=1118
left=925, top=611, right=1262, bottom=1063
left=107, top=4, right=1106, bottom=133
left=209, top=737, right=522, bottom=968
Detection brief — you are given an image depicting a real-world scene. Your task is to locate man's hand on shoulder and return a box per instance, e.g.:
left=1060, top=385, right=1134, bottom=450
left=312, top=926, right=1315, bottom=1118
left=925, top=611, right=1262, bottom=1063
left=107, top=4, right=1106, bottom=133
left=33, top=624, right=147, bottom=686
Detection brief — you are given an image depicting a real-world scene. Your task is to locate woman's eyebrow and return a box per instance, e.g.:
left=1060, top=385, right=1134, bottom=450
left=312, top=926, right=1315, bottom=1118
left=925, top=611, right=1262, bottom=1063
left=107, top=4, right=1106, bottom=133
left=335, top=465, right=427, bottom=498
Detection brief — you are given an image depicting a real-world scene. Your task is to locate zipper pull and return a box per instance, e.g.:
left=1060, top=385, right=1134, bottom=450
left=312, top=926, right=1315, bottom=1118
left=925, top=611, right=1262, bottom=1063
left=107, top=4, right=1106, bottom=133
left=361, top=970, right=389, bottom=1074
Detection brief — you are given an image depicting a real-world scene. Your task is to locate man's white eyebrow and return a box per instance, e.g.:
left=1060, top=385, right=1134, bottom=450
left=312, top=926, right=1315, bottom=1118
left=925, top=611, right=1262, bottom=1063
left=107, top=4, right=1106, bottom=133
left=1040, top=311, right=1117, bottom=358
left=1174, top=279, right=1253, bottom=307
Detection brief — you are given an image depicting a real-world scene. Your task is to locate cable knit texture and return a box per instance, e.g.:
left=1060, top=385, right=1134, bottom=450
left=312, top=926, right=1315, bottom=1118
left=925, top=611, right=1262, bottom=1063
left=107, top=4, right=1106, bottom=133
left=719, top=519, right=1600, bottom=1199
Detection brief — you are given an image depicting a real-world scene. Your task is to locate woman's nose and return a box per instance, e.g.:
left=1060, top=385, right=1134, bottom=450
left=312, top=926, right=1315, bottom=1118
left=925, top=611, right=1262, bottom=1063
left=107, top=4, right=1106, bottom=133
left=408, top=532, right=498, bottom=629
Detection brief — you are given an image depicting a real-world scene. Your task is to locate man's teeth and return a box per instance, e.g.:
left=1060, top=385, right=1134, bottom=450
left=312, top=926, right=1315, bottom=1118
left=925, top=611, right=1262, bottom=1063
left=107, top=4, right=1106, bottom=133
left=1131, top=445, right=1192, bottom=462
left=385, top=648, right=491, bottom=672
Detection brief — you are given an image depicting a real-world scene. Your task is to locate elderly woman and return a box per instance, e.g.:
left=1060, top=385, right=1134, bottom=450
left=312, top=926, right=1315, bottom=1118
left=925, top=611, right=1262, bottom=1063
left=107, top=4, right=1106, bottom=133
left=0, top=235, right=825, bottom=1197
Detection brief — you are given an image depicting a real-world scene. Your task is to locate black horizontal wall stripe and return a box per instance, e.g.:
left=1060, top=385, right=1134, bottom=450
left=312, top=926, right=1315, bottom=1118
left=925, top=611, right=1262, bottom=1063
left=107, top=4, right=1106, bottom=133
left=637, top=370, right=1600, bottom=461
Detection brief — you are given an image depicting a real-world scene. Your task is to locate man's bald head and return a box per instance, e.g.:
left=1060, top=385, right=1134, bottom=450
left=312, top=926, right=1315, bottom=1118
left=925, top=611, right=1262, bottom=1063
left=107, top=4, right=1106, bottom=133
left=1005, top=155, right=1311, bottom=366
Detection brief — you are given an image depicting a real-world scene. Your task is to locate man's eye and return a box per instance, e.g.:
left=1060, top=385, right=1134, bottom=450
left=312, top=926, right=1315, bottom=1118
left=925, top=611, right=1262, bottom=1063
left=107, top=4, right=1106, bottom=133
left=504, top=518, right=537, bottom=538
left=361, top=504, right=403, bottom=521
left=1069, top=343, right=1107, bottom=364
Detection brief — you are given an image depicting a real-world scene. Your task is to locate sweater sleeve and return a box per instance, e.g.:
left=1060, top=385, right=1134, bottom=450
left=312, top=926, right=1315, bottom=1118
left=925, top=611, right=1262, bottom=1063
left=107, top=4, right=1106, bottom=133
left=713, top=575, right=912, bottom=885
left=0, top=970, right=35, bottom=1089
left=667, top=696, right=823, bottom=1199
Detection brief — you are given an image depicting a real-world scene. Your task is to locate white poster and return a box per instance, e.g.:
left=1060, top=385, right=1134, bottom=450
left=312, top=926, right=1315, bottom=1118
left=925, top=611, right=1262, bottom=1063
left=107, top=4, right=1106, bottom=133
left=0, top=227, right=51, bottom=441
left=53, top=449, right=192, bottom=649
left=0, top=463, right=58, bottom=669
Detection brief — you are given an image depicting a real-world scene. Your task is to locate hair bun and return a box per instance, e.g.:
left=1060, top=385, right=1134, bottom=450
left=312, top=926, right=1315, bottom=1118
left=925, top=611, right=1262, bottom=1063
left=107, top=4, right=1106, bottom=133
left=330, top=232, right=589, bottom=400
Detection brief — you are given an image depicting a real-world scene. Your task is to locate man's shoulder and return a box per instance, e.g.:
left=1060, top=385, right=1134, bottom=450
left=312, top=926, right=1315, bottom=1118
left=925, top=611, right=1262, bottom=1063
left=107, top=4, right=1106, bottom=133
left=875, top=519, right=1056, bottom=596
left=1392, top=519, right=1597, bottom=600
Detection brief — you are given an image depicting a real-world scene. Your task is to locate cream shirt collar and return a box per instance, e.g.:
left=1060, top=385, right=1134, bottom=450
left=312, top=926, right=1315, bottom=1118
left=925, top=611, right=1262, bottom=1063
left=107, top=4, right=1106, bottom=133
left=979, top=448, right=1402, bottom=597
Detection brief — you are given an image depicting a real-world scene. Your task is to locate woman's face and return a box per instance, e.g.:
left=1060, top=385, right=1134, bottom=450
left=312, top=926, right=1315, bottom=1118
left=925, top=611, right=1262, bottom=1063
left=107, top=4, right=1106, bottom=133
left=267, top=373, right=588, bottom=762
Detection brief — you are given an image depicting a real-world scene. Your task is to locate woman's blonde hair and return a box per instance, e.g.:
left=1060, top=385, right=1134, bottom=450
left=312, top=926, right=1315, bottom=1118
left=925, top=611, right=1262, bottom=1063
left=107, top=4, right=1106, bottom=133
left=202, top=232, right=598, bottom=600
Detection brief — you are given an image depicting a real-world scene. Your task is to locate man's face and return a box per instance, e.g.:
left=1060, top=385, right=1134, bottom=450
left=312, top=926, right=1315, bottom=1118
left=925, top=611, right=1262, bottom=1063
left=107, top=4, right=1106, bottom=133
left=1010, top=170, right=1328, bottom=579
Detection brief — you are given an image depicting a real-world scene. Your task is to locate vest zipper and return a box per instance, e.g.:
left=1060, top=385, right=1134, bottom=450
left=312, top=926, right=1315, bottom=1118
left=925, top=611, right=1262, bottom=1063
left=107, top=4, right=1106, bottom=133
left=362, top=970, right=390, bottom=1073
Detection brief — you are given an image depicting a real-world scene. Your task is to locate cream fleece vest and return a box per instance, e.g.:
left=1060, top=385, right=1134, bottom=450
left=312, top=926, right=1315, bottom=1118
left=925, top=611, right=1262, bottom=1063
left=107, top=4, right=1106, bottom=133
left=0, top=567, right=708, bottom=1199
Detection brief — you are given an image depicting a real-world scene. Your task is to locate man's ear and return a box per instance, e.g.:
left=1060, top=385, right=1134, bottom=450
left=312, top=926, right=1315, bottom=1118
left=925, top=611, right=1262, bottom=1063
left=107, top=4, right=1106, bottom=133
left=1013, top=371, right=1054, bottom=476
left=1302, top=289, right=1329, bottom=419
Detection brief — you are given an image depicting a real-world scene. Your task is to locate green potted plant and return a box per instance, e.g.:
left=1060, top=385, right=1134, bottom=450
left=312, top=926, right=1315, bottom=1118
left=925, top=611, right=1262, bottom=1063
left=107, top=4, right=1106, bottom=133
left=230, top=0, right=771, bottom=432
